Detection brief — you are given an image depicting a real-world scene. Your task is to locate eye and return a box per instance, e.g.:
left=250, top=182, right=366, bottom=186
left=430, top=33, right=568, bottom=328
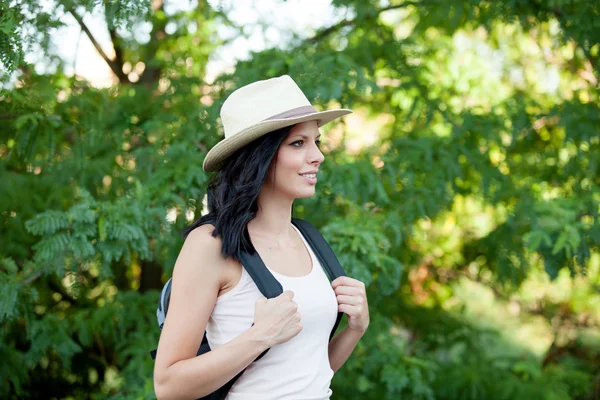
left=290, top=139, right=322, bottom=147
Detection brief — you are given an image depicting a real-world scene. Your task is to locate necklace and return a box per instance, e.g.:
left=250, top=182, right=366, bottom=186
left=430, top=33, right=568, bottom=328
left=249, top=230, right=299, bottom=251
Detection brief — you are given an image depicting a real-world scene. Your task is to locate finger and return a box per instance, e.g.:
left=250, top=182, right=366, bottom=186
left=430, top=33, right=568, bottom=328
left=331, top=277, right=347, bottom=288
left=336, top=294, right=363, bottom=306
left=332, top=276, right=365, bottom=289
left=256, top=297, right=267, bottom=305
left=333, top=285, right=362, bottom=296
left=338, top=303, right=362, bottom=316
left=281, top=290, right=295, bottom=300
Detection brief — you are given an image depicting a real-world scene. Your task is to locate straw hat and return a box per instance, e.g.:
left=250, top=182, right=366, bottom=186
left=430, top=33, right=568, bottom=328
left=202, top=75, right=352, bottom=172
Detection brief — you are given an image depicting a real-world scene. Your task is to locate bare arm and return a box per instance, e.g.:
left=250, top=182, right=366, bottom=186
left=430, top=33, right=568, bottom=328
left=153, top=225, right=266, bottom=399
left=155, top=327, right=268, bottom=399
left=328, top=325, right=365, bottom=372
left=328, top=276, right=370, bottom=373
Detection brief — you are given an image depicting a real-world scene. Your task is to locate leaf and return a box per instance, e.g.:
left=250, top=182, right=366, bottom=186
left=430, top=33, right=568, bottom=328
left=25, top=211, right=69, bottom=235
left=98, top=217, right=107, bottom=241
left=0, top=280, right=20, bottom=322
left=1, top=257, right=18, bottom=274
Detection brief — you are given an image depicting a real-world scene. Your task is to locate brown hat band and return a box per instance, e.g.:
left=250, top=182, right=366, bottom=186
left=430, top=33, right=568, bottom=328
left=264, top=105, right=318, bottom=121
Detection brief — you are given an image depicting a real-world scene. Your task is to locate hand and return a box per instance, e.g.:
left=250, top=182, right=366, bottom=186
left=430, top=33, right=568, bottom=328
left=253, top=290, right=302, bottom=347
left=332, top=276, right=369, bottom=334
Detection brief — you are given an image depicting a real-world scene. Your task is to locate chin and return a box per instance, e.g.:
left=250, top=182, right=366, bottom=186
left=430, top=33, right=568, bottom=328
left=296, top=188, right=317, bottom=199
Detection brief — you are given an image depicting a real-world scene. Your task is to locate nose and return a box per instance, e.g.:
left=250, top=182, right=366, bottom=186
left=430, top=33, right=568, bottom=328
left=308, top=141, right=325, bottom=166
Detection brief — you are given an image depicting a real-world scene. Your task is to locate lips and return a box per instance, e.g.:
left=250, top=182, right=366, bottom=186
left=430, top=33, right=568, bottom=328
left=299, top=172, right=318, bottom=184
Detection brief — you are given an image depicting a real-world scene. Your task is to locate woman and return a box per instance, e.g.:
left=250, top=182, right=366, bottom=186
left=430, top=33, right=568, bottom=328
left=153, top=75, right=370, bottom=399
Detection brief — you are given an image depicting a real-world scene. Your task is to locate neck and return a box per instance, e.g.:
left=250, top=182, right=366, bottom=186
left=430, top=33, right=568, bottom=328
left=248, top=188, right=294, bottom=240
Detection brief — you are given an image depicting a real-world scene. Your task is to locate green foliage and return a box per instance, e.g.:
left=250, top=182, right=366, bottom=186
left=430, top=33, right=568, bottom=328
left=0, top=4, right=24, bottom=74
left=0, top=0, right=152, bottom=76
left=1, top=0, right=599, bottom=399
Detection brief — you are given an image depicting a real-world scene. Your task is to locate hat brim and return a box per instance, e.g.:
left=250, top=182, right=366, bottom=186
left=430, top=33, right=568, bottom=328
left=202, top=109, right=352, bottom=172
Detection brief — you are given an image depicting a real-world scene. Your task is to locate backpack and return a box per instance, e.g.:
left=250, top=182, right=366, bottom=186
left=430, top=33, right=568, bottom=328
left=150, top=218, right=346, bottom=399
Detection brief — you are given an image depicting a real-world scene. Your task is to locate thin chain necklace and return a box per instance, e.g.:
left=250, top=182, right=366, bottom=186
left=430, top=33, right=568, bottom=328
left=249, top=230, right=299, bottom=251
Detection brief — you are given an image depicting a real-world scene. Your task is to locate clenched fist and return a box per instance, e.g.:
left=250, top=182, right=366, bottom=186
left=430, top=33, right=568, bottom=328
left=332, top=276, right=369, bottom=334
left=252, top=290, right=303, bottom=347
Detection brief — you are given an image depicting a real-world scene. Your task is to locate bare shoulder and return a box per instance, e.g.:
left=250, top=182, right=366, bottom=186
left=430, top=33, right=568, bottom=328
left=173, top=224, right=225, bottom=280
left=173, top=224, right=243, bottom=299
left=185, top=223, right=221, bottom=248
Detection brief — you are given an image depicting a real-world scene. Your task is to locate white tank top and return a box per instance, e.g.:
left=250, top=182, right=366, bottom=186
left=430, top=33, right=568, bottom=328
left=205, top=224, right=338, bottom=400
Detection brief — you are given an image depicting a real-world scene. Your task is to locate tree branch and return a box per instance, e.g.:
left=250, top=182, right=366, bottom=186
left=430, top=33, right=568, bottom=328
left=23, top=270, right=42, bottom=285
left=303, top=1, right=424, bottom=45
left=68, top=9, right=129, bottom=84
left=139, top=0, right=165, bottom=86
left=108, top=28, right=126, bottom=81
left=303, top=19, right=354, bottom=45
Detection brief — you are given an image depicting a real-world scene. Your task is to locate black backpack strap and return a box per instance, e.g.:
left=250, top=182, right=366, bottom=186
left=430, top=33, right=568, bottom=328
left=149, top=247, right=279, bottom=356
left=239, top=251, right=284, bottom=298
left=291, top=218, right=347, bottom=281
left=291, top=218, right=347, bottom=340
left=194, top=248, right=282, bottom=399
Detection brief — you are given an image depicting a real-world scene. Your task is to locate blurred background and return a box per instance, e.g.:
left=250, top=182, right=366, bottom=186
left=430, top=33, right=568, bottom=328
left=1, top=0, right=599, bottom=399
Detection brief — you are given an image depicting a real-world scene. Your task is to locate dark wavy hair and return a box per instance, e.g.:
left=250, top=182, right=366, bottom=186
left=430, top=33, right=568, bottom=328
left=184, top=125, right=293, bottom=262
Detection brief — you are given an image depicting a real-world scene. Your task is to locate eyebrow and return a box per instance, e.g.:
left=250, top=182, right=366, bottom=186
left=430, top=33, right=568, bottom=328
left=291, top=134, right=321, bottom=140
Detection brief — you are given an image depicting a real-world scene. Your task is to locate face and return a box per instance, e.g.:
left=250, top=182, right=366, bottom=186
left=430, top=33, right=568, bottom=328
left=263, top=121, right=325, bottom=199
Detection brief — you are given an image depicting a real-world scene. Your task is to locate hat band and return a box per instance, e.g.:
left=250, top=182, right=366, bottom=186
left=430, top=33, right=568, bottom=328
left=264, top=105, right=318, bottom=121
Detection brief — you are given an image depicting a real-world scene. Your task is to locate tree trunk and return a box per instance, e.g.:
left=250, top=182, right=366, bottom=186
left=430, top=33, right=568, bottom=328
left=139, top=260, right=163, bottom=292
